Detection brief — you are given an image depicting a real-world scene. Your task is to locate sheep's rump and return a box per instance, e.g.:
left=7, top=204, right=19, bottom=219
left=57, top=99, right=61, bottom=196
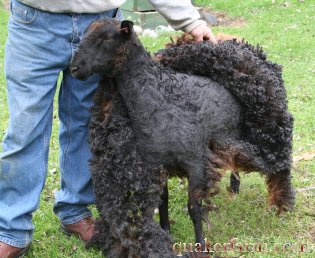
left=156, top=40, right=293, bottom=174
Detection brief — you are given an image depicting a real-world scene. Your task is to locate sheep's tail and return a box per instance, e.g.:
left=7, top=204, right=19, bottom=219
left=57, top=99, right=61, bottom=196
left=155, top=38, right=293, bottom=174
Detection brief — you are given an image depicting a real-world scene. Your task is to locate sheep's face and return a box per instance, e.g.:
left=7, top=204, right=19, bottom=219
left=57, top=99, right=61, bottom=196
left=70, top=19, right=134, bottom=80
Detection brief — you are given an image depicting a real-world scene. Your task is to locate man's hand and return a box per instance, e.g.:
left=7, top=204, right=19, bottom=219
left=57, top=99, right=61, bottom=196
left=190, top=23, right=217, bottom=43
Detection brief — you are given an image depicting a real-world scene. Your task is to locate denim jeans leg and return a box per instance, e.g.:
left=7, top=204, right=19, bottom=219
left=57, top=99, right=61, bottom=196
left=0, top=0, right=73, bottom=247
left=53, top=9, right=123, bottom=225
left=0, top=2, right=124, bottom=246
left=53, top=69, right=100, bottom=224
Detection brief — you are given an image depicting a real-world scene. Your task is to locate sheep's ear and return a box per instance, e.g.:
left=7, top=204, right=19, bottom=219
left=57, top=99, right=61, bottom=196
left=120, top=20, right=134, bottom=38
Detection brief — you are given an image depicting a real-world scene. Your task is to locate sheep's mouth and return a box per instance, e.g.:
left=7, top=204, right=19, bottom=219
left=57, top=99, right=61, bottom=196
left=70, top=66, right=90, bottom=81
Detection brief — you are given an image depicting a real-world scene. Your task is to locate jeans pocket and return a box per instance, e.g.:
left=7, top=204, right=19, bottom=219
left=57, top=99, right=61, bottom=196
left=113, top=8, right=123, bottom=21
left=10, top=0, right=37, bottom=24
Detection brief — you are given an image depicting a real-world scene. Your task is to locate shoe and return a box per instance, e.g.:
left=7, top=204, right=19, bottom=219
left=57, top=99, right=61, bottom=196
left=61, top=216, right=95, bottom=244
left=0, top=242, right=31, bottom=258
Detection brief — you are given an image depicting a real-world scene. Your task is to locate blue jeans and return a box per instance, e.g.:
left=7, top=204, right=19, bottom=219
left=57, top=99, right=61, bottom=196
left=0, top=0, right=122, bottom=248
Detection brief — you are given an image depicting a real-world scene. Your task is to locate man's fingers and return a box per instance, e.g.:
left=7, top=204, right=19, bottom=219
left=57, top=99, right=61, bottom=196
left=190, top=24, right=217, bottom=43
left=194, top=34, right=204, bottom=42
left=205, top=32, right=218, bottom=44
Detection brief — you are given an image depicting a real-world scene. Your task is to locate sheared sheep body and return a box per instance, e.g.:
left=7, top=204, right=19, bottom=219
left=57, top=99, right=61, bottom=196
left=118, top=71, right=241, bottom=168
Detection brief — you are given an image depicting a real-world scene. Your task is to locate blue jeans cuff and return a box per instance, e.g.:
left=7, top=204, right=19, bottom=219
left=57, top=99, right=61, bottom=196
left=61, top=211, right=93, bottom=225
left=0, top=236, right=31, bottom=248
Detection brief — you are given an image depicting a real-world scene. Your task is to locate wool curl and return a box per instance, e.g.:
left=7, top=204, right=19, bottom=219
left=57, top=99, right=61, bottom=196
left=88, top=79, right=177, bottom=257
left=156, top=37, right=293, bottom=175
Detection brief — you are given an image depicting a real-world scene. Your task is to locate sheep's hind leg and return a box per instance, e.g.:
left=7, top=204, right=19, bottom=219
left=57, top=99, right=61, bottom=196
left=266, top=169, right=295, bottom=213
left=229, top=171, right=240, bottom=193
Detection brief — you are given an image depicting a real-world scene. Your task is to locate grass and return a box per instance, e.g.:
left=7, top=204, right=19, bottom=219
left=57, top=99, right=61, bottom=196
left=0, top=0, right=314, bottom=257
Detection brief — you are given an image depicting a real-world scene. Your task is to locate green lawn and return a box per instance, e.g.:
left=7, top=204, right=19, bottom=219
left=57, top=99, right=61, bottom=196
left=0, top=0, right=314, bottom=257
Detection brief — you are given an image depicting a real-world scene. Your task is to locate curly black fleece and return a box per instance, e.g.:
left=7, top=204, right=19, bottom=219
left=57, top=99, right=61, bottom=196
left=156, top=40, right=293, bottom=174
left=70, top=19, right=295, bottom=258
left=88, top=80, right=176, bottom=257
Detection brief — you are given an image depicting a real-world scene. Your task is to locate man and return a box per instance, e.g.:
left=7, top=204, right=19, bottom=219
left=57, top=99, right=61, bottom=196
left=0, top=0, right=216, bottom=257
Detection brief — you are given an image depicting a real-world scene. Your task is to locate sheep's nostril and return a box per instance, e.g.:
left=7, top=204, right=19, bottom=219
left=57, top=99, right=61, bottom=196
left=70, top=66, right=79, bottom=74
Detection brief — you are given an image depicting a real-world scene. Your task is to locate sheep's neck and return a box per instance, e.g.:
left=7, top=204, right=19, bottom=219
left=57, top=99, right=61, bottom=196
left=116, top=40, right=162, bottom=120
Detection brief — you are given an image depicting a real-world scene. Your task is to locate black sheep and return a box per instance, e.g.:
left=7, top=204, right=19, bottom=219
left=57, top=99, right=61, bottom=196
left=70, top=19, right=295, bottom=258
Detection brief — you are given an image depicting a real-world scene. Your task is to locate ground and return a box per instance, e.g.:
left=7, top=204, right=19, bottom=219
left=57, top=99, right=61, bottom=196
left=0, top=0, right=314, bottom=257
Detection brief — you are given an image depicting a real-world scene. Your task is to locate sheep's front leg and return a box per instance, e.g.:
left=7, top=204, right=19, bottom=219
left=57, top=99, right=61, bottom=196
left=159, top=182, right=171, bottom=232
left=188, top=191, right=204, bottom=245
left=184, top=156, right=220, bottom=255
left=266, top=169, right=295, bottom=213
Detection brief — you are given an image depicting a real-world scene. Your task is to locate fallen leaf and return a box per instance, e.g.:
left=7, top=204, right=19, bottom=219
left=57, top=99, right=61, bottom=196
left=49, top=168, right=57, bottom=174
left=216, top=33, right=242, bottom=42
left=293, top=150, right=315, bottom=164
left=283, top=2, right=290, bottom=8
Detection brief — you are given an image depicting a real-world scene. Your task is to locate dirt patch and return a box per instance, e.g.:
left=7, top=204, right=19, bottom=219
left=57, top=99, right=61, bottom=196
left=204, top=9, right=246, bottom=27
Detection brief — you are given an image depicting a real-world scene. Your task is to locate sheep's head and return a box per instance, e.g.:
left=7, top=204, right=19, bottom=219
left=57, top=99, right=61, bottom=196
left=70, top=19, right=134, bottom=80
